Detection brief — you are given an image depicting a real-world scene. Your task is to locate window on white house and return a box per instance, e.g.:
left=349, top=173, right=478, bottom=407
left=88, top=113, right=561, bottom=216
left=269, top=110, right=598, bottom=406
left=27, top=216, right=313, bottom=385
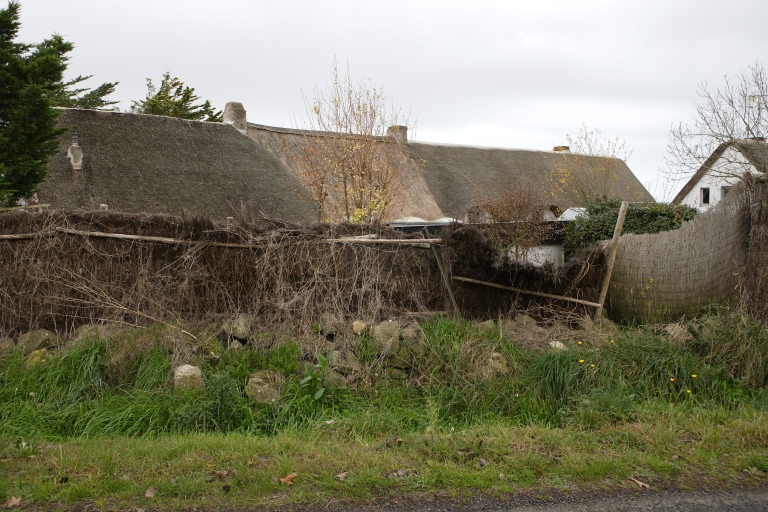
left=701, top=187, right=710, bottom=205
left=721, top=186, right=732, bottom=197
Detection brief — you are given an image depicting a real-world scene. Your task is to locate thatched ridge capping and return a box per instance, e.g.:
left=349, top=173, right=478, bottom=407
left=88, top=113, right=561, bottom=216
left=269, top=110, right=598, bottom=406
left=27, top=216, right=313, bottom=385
left=247, top=122, right=402, bottom=143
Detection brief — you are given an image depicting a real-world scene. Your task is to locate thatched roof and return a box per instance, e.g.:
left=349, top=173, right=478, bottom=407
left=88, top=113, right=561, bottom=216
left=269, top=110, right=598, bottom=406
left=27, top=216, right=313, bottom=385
left=40, top=109, right=316, bottom=222
left=246, top=124, right=445, bottom=221
left=40, top=109, right=652, bottom=224
left=672, top=138, right=768, bottom=205
left=403, top=142, right=652, bottom=219
left=248, top=125, right=653, bottom=222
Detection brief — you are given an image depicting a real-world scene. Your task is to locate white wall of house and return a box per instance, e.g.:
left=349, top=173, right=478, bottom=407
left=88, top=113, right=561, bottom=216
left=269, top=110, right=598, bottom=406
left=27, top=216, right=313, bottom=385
left=510, top=244, right=565, bottom=268
left=678, top=147, right=758, bottom=212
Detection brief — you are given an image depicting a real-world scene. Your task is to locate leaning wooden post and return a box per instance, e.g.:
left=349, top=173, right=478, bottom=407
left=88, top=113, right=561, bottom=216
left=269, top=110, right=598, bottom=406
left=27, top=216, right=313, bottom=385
left=595, top=200, right=629, bottom=319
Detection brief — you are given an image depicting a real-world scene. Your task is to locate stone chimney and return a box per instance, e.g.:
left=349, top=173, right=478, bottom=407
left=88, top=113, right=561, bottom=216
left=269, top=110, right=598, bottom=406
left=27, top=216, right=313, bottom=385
left=387, top=125, right=408, bottom=145
left=67, top=134, right=83, bottom=170
left=553, top=145, right=570, bottom=153
left=223, top=102, right=247, bottom=134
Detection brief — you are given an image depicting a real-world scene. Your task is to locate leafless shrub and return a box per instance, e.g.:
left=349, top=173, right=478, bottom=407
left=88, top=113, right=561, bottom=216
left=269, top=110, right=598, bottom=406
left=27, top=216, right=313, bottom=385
left=469, top=180, right=551, bottom=262
left=0, top=210, right=442, bottom=338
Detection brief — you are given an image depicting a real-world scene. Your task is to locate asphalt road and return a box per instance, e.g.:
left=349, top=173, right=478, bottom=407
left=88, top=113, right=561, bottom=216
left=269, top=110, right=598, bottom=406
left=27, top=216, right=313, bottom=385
left=305, top=484, right=768, bottom=512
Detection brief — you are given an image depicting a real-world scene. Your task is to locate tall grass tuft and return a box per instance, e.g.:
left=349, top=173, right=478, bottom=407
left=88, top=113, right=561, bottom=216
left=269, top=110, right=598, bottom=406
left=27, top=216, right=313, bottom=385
left=689, top=306, right=768, bottom=389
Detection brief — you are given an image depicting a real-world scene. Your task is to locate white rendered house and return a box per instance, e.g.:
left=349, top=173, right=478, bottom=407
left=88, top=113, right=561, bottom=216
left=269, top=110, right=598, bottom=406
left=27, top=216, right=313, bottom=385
left=672, top=138, right=767, bottom=212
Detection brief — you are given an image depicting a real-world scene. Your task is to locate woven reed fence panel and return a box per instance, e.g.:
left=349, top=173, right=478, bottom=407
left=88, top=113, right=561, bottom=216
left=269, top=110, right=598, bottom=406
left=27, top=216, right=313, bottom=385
left=607, top=181, right=753, bottom=324
left=741, top=177, right=768, bottom=322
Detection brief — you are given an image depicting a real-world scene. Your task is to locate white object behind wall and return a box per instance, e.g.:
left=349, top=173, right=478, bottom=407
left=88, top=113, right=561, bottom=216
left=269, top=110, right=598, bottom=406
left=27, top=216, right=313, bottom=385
left=678, top=146, right=760, bottom=212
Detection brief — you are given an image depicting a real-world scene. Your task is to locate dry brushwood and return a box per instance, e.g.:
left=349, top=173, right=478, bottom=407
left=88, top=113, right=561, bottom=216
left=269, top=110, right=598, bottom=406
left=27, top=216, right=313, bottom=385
left=0, top=211, right=443, bottom=337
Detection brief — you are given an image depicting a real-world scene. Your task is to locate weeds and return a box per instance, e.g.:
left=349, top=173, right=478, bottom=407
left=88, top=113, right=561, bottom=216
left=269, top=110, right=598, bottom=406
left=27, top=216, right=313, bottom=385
left=0, top=314, right=762, bottom=440
left=689, top=306, right=768, bottom=388
left=1, top=314, right=767, bottom=508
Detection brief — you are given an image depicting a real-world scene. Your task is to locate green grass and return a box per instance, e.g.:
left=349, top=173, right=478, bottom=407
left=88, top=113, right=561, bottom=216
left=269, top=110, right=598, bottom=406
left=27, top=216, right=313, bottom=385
left=0, top=314, right=767, bottom=509
left=1, top=407, right=765, bottom=510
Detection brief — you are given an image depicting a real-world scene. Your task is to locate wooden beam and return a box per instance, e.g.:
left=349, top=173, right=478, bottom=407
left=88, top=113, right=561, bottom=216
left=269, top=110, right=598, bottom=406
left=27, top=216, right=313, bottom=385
left=0, top=204, right=50, bottom=212
left=0, top=227, right=440, bottom=249
left=0, top=233, right=39, bottom=240
left=595, top=200, right=629, bottom=319
left=433, top=244, right=461, bottom=318
left=452, top=275, right=601, bottom=308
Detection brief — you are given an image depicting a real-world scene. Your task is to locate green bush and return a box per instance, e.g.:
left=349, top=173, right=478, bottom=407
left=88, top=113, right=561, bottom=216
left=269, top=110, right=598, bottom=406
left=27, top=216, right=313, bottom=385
left=564, top=199, right=697, bottom=258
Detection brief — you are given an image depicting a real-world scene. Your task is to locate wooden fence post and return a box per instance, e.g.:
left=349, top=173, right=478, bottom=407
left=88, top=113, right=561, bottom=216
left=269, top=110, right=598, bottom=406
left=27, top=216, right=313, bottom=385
left=595, top=200, right=629, bottom=319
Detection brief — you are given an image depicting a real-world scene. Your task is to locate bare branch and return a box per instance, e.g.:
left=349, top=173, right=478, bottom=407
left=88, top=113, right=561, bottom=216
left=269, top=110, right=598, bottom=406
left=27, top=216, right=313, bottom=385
left=666, top=61, right=768, bottom=182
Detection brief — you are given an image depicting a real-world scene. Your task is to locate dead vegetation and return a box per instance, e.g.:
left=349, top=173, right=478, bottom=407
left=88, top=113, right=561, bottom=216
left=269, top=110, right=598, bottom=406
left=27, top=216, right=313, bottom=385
left=0, top=209, right=609, bottom=339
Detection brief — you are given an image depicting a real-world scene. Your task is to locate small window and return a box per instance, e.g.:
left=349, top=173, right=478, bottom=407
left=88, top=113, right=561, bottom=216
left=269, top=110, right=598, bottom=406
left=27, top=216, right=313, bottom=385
left=721, top=186, right=732, bottom=197
left=701, top=187, right=710, bottom=205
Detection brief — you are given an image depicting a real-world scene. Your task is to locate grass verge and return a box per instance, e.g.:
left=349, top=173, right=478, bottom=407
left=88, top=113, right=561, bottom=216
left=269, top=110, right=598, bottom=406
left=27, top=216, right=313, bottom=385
left=1, top=314, right=767, bottom=509
left=1, top=405, right=766, bottom=510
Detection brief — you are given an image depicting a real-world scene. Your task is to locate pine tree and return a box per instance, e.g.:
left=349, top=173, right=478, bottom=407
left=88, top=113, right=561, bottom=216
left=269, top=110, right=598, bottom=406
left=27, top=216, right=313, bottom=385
left=50, top=75, right=119, bottom=110
left=131, top=73, right=222, bottom=122
left=0, top=1, right=69, bottom=205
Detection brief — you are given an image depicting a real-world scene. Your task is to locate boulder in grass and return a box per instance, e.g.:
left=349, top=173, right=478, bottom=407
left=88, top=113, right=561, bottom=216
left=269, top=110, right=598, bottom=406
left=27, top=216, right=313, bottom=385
left=400, top=324, right=426, bottom=345
left=548, top=340, right=567, bottom=350
left=351, top=320, right=367, bottom=335
left=329, top=350, right=362, bottom=376
left=227, top=340, right=245, bottom=352
left=174, top=364, right=203, bottom=393
left=73, top=324, right=100, bottom=342
left=0, top=338, right=15, bottom=360
left=479, top=352, right=508, bottom=380
left=25, top=348, right=49, bottom=367
left=17, top=329, right=59, bottom=356
left=386, top=368, right=407, bottom=380
left=245, top=370, right=284, bottom=405
left=392, top=326, right=428, bottom=369
left=221, top=314, right=252, bottom=341
left=371, top=320, right=400, bottom=357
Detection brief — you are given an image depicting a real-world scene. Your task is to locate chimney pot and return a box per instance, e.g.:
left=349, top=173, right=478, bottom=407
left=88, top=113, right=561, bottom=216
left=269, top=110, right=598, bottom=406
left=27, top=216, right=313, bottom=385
left=387, top=125, right=408, bottom=145
left=67, top=133, right=83, bottom=170
left=223, top=102, right=248, bottom=134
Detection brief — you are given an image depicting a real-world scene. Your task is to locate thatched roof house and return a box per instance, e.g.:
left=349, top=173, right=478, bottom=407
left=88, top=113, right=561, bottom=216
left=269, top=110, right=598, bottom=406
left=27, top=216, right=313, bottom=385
left=40, top=109, right=316, bottom=222
left=406, top=141, right=652, bottom=219
left=39, top=105, right=653, bottom=222
left=246, top=122, right=652, bottom=221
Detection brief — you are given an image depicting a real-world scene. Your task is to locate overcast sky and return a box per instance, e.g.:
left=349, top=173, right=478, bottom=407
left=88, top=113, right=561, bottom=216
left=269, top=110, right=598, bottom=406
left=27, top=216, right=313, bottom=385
left=16, top=0, right=768, bottom=200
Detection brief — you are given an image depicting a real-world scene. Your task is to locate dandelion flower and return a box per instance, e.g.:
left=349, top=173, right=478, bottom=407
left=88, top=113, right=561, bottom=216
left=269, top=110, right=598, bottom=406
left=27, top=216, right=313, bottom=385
left=686, top=389, right=691, bottom=394
left=579, top=359, right=585, bottom=363
left=670, top=378, right=675, bottom=382
left=590, top=364, right=595, bottom=368
left=691, top=374, right=698, bottom=378
left=610, top=339, right=615, bottom=343
left=577, top=341, right=583, bottom=345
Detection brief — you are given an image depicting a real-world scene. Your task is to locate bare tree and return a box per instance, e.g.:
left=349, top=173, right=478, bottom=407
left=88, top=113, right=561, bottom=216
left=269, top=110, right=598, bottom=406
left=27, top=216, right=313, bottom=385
left=549, top=124, right=633, bottom=207
left=470, top=181, right=551, bottom=262
left=666, top=61, right=768, bottom=182
left=289, top=61, right=416, bottom=222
